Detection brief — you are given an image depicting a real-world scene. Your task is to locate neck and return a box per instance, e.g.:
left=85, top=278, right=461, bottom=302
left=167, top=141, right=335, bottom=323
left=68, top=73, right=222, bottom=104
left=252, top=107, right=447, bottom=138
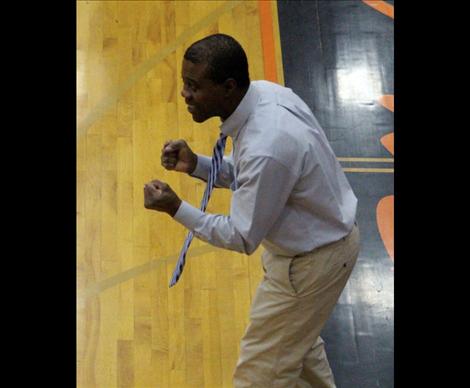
left=220, top=86, right=249, bottom=121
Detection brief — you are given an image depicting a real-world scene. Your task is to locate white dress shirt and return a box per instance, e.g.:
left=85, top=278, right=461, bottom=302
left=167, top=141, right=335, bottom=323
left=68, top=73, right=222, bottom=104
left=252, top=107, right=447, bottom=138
left=173, top=80, right=357, bottom=256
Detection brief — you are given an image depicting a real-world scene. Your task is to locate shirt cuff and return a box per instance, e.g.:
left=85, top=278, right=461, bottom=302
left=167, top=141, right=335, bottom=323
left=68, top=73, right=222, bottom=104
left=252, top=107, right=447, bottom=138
left=189, top=155, right=212, bottom=180
left=173, top=200, right=205, bottom=231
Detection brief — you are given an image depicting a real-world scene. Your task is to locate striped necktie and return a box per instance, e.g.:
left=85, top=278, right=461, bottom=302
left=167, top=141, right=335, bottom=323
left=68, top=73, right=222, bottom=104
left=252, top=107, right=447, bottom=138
left=169, top=133, right=228, bottom=287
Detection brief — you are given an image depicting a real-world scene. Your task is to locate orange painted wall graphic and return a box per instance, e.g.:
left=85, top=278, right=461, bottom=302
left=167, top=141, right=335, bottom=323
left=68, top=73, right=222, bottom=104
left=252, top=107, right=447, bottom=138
left=377, top=93, right=394, bottom=261
left=362, top=0, right=394, bottom=19
left=377, top=195, right=394, bottom=260
left=380, top=133, right=394, bottom=156
left=379, top=95, right=394, bottom=156
left=379, top=94, right=394, bottom=112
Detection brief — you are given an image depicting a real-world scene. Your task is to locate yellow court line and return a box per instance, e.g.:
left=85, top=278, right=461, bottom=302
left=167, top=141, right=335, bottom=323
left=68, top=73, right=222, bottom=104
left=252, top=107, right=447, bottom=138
left=338, top=157, right=394, bottom=163
left=77, top=0, right=244, bottom=139
left=343, top=168, right=394, bottom=173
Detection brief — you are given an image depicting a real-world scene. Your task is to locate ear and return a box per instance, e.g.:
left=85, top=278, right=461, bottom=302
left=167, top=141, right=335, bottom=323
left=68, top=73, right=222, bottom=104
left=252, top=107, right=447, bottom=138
left=223, top=78, right=237, bottom=97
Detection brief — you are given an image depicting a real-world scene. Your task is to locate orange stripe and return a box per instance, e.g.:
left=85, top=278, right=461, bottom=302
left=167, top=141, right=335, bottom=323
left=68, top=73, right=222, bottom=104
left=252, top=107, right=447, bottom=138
left=362, top=0, right=394, bottom=19
left=258, top=0, right=278, bottom=83
left=377, top=195, right=394, bottom=261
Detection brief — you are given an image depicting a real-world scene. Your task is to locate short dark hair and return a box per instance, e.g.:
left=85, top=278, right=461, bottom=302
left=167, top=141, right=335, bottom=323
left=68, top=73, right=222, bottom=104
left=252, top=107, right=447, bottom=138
left=184, top=34, right=250, bottom=88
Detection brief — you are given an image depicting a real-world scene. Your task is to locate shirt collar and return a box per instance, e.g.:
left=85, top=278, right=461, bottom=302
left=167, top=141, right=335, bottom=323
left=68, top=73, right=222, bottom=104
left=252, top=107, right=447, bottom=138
left=220, top=82, right=258, bottom=139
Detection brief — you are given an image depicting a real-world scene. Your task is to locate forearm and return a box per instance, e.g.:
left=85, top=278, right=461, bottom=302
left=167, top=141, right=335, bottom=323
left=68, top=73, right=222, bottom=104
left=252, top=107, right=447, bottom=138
left=173, top=201, right=256, bottom=254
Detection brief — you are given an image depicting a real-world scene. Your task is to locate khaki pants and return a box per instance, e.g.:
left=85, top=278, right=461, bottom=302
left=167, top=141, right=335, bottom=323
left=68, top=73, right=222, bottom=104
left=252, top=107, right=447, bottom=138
left=233, top=224, right=360, bottom=388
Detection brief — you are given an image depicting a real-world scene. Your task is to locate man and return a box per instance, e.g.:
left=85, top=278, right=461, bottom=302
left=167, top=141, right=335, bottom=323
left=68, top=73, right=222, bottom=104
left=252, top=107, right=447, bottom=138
left=144, top=34, right=360, bottom=388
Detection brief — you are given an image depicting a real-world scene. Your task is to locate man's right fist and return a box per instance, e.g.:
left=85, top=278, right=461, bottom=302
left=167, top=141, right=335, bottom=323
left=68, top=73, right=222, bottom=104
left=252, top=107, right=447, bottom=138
left=161, top=139, right=197, bottom=174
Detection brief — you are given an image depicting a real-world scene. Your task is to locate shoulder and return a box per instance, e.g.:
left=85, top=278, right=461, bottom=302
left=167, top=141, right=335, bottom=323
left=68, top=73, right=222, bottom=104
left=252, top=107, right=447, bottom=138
left=238, top=82, right=325, bottom=171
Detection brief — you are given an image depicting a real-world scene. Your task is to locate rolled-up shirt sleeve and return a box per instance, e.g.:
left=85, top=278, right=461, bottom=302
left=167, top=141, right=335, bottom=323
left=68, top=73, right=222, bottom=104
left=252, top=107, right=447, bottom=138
left=189, top=154, right=235, bottom=189
left=174, top=155, right=299, bottom=255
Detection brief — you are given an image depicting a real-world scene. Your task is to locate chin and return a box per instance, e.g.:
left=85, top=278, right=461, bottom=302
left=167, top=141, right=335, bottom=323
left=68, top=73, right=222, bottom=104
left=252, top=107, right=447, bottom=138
left=191, top=113, right=208, bottom=123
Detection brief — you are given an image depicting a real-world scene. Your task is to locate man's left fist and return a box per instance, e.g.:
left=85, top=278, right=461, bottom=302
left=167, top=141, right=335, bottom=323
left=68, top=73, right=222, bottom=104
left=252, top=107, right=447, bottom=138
left=144, top=179, right=182, bottom=217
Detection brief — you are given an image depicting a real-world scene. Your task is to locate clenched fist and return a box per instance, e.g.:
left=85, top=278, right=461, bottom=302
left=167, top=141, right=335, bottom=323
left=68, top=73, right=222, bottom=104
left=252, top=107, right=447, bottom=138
left=161, top=139, right=197, bottom=174
left=144, top=180, right=182, bottom=217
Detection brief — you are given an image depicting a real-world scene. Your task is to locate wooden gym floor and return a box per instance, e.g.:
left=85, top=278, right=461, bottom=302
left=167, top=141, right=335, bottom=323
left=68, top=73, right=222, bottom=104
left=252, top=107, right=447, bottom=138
left=77, top=1, right=394, bottom=387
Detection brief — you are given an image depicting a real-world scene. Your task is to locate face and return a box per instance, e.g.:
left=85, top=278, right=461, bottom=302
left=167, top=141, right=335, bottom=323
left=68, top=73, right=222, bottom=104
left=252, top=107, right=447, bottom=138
left=181, top=59, right=226, bottom=123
